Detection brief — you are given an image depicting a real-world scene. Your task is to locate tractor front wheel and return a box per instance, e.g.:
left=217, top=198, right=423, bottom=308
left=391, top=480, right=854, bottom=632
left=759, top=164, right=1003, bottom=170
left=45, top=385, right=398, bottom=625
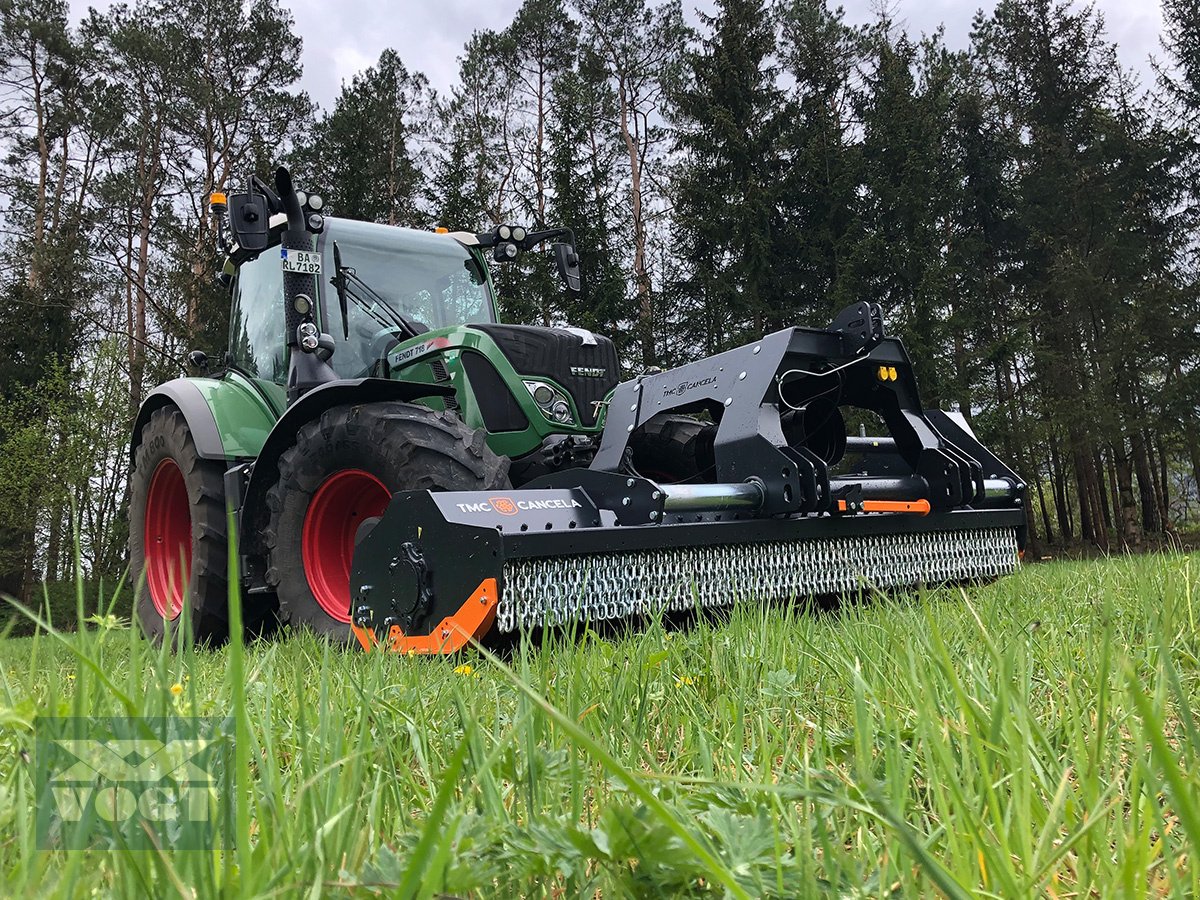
left=129, top=406, right=230, bottom=645
left=263, top=402, right=510, bottom=640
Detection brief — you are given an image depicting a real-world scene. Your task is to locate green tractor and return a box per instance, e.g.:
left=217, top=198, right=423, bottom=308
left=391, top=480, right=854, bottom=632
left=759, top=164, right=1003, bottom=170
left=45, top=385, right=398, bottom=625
left=130, top=168, right=1026, bottom=653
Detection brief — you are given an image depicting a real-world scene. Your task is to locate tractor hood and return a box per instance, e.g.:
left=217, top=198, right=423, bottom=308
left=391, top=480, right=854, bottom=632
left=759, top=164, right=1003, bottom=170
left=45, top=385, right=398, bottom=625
left=469, top=323, right=619, bottom=427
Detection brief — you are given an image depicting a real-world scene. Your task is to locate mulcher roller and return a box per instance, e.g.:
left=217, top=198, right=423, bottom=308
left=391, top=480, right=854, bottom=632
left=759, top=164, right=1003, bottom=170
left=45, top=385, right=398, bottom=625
left=348, top=302, right=1027, bottom=654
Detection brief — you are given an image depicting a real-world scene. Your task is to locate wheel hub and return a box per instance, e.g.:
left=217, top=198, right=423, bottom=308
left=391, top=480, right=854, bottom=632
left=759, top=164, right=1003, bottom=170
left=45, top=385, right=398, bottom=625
left=302, top=469, right=391, bottom=623
left=144, top=458, right=191, bottom=619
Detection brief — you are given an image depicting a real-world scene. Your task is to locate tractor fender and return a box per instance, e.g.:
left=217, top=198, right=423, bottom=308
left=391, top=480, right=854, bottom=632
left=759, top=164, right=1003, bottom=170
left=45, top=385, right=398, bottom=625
left=238, top=377, right=454, bottom=560
left=131, top=379, right=227, bottom=463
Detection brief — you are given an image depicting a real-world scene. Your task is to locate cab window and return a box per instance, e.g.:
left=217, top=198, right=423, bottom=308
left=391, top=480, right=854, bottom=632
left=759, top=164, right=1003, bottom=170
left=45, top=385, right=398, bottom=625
left=229, top=252, right=287, bottom=384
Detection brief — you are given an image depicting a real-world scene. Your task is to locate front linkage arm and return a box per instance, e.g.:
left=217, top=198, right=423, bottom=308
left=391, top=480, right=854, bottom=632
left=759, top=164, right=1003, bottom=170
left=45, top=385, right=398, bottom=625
left=590, top=302, right=1020, bottom=518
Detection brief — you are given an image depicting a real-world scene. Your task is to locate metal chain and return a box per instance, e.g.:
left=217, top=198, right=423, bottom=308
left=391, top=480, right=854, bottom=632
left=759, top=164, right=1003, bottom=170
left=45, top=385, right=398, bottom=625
left=496, top=526, right=1019, bottom=633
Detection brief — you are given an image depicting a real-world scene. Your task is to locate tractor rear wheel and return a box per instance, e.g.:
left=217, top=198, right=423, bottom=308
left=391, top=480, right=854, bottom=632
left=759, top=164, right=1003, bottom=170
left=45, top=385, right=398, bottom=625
left=628, top=414, right=716, bottom=484
left=129, top=406, right=230, bottom=645
left=263, top=402, right=510, bottom=640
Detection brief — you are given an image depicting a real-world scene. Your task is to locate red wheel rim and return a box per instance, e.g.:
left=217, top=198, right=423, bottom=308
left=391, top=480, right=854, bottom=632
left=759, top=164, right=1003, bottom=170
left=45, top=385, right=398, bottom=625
left=144, top=458, right=191, bottom=619
left=302, top=469, right=391, bottom=623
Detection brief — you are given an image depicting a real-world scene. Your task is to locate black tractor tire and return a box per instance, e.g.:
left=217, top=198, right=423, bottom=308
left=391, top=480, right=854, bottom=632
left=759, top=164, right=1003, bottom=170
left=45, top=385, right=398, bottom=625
left=628, top=414, right=717, bottom=484
left=263, top=402, right=511, bottom=640
left=129, top=406, right=230, bottom=646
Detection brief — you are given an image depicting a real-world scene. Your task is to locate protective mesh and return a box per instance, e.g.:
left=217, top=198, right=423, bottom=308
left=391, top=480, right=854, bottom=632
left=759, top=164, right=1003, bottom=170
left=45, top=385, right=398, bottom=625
left=496, top=526, right=1019, bottom=633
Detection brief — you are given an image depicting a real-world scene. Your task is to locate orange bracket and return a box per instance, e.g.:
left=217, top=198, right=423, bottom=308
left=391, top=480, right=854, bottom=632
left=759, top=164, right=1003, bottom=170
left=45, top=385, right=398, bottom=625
left=837, top=498, right=931, bottom=515
left=350, top=578, right=499, bottom=655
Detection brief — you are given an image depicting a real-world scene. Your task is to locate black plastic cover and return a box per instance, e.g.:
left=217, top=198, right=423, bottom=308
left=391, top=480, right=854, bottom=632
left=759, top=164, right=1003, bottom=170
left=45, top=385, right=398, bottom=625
left=473, top=323, right=618, bottom=427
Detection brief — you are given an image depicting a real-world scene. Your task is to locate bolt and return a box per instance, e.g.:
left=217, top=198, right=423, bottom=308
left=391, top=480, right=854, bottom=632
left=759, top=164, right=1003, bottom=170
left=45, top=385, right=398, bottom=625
left=622, top=497, right=631, bottom=506
left=630, top=404, right=637, bottom=411
left=753, top=346, right=761, bottom=354
left=724, top=397, right=732, bottom=407
left=738, top=371, right=746, bottom=380
left=649, top=510, right=659, bottom=520
left=626, top=478, right=636, bottom=487
left=634, top=383, right=642, bottom=392
left=627, top=424, right=634, bottom=432
left=651, top=491, right=661, bottom=500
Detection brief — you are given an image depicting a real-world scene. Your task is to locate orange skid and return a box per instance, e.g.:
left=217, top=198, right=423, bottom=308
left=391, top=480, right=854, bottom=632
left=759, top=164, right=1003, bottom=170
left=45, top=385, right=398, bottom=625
left=350, top=578, right=499, bottom=655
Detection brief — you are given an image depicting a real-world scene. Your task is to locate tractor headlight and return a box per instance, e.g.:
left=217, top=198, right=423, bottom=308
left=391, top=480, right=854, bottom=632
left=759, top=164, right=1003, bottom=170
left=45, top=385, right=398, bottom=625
left=523, top=380, right=575, bottom=426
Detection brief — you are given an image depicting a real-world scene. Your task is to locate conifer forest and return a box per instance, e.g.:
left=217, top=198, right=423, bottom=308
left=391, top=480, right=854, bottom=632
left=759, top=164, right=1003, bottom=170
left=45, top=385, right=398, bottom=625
left=2, top=0, right=1199, bottom=601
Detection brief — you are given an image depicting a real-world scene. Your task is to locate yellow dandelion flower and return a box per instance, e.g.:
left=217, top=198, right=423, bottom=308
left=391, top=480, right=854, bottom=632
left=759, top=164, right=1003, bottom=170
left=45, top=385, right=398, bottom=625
left=674, top=675, right=694, bottom=687
left=665, top=633, right=674, bottom=642
left=454, top=664, right=473, bottom=676
left=170, top=683, right=183, bottom=696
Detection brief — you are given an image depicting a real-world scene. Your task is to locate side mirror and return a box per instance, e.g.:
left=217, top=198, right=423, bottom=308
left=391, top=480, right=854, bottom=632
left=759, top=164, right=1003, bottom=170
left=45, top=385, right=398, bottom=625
left=553, top=242, right=581, bottom=295
left=187, top=350, right=210, bottom=373
left=227, top=192, right=269, bottom=252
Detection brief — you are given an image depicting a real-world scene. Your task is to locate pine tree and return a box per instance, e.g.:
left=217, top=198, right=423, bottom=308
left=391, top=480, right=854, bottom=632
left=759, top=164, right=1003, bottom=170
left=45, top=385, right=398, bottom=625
left=668, top=0, right=784, bottom=357
left=316, top=49, right=431, bottom=226
left=775, top=0, right=866, bottom=323
left=548, top=56, right=631, bottom=355
left=851, top=27, right=962, bottom=404
left=573, top=0, right=689, bottom=367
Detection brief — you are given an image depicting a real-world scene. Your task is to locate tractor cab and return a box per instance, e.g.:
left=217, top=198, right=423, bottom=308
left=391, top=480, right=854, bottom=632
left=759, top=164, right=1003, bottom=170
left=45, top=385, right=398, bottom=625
left=216, top=171, right=619, bottom=477
left=227, top=217, right=499, bottom=385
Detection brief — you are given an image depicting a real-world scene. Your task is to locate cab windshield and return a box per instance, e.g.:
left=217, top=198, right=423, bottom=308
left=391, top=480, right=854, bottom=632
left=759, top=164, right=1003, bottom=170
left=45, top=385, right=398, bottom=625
left=322, top=219, right=495, bottom=378
left=228, top=219, right=496, bottom=384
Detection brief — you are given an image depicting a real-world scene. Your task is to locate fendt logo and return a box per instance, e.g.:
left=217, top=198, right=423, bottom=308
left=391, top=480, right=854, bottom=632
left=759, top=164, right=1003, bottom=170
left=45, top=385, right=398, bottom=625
left=36, top=717, right=231, bottom=850
left=569, top=366, right=607, bottom=378
left=389, top=336, right=452, bottom=368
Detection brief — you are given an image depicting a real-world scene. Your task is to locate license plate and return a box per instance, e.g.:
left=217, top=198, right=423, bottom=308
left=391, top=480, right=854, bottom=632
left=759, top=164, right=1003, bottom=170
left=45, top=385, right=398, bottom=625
left=281, top=248, right=321, bottom=274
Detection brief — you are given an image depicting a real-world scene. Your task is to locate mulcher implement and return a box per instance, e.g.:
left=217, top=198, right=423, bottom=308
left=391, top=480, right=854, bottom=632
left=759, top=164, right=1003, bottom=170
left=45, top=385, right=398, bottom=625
left=129, top=167, right=1025, bottom=653
left=348, top=311, right=1026, bottom=653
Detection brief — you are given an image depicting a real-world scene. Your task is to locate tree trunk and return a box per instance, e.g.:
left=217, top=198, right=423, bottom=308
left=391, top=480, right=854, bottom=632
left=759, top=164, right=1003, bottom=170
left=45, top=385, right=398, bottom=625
left=616, top=80, right=654, bottom=368
left=1111, top=441, right=1141, bottom=549
left=1093, top=447, right=1112, bottom=532
left=1153, top=434, right=1172, bottom=532
left=1050, top=437, right=1072, bottom=539
left=1072, top=442, right=1095, bottom=545
left=1035, top=455, right=1055, bottom=543
left=1130, top=431, right=1160, bottom=535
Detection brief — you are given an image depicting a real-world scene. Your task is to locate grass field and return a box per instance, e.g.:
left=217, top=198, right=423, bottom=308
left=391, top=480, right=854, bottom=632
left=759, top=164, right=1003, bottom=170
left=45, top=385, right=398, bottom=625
left=1, top=553, right=1198, bottom=897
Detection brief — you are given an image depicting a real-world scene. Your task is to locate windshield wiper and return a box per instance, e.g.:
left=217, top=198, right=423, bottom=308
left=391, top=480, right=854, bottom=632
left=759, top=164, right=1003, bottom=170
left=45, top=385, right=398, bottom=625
left=330, top=242, right=424, bottom=342
left=331, top=241, right=352, bottom=339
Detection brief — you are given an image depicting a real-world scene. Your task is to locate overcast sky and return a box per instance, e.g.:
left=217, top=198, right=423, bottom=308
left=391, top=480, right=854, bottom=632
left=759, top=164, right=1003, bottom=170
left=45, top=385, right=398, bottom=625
left=69, top=0, right=1167, bottom=110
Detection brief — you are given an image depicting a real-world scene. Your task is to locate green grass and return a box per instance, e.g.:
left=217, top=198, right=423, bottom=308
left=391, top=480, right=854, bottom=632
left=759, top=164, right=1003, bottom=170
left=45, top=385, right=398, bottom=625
left=0, top=553, right=1198, bottom=897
